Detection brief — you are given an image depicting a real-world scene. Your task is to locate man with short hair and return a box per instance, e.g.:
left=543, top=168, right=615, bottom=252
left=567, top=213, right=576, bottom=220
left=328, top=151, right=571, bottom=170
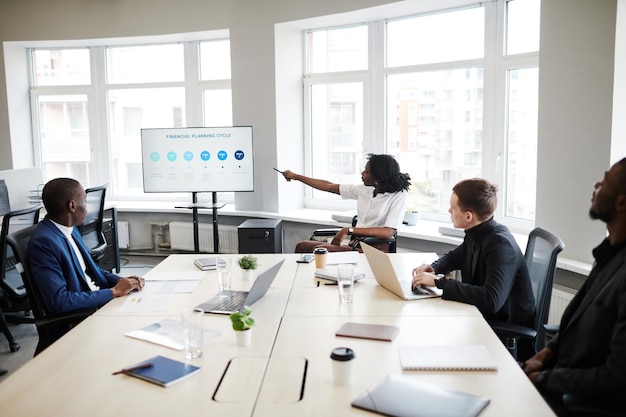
left=522, top=158, right=626, bottom=414
left=411, top=178, right=535, bottom=327
left=29, top=178, right=143, bottom=316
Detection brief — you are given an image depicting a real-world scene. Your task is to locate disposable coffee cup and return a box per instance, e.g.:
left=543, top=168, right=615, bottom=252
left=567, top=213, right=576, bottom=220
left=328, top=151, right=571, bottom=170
left=330, top=347, right=355, bottom=385
left=314, top=247, right=328, bottom=269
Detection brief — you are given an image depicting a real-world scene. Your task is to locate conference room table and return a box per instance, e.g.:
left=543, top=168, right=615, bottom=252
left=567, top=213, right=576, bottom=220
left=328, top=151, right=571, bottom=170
left=0, top=252, right=555, bottom=417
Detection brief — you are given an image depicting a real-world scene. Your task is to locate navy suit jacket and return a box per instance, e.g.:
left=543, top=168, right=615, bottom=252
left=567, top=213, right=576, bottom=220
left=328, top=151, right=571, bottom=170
left=28, top=218, right=120, bottom=314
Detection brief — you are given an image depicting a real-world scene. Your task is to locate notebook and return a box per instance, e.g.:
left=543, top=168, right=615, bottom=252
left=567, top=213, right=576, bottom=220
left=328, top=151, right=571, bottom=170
left=121, top=355, right=201, bottom=387
left=196, top=259, right=285, bottom=314
left=193, top=257, right=226, bottom=271
left=352, top=374, right=490, bottom=417
left=314, top=268, right=365, bottom=282
left=398, top=345, right=498, bottom=371
left=336, top=322, right=399, bottom=342
left=360, top=242, right=442, bottom=300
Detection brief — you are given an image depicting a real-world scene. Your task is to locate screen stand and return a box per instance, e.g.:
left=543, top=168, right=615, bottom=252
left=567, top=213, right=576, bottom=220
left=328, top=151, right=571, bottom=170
left=178, top=192, right=225, bottom=254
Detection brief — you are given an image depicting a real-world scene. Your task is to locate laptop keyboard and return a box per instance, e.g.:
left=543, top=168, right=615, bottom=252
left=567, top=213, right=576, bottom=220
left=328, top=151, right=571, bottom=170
left=206, top=291, right=247, bottom=312
left=399, top=280, right=429, bottom=296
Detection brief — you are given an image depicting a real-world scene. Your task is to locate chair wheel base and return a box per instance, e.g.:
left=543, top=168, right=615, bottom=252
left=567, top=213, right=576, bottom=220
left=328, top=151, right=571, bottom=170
left=10, top=342, right=20, bottom=352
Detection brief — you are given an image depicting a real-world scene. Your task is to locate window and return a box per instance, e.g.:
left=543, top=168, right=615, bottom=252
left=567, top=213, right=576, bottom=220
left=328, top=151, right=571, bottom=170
left=29, top=35, right=232, bottom=201
left=303, top=0, right=540, bottom=227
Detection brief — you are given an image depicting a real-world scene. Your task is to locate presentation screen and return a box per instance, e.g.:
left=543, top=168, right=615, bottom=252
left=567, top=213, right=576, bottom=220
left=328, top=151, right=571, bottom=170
left=141, top=126, right=254, bottom=193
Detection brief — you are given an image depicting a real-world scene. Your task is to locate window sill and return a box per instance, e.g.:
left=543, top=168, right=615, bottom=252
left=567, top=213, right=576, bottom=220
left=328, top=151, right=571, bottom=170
left=112, top=201, right=591, bottom=276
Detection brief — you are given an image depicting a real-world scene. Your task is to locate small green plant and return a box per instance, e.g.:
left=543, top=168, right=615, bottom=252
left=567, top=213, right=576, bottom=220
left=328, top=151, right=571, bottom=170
left=237, top=255, right=258, bottom=270
left=229, top=306, right=255, bottom=331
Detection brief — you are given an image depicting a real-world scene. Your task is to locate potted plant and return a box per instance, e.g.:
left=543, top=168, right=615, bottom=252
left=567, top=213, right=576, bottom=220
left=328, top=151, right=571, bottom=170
left=229, top=306, right=255, bottom=346
left=237, top=255, right=258, bottom=281
left=403, top=208, right=420, bottom=226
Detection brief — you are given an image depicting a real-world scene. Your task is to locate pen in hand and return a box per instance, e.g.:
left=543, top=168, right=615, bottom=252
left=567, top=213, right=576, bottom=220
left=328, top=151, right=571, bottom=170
left=112, top=362, right=154, bottom=375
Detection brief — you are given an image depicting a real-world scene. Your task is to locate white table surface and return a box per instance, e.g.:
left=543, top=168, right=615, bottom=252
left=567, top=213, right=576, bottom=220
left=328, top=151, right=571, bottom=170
left=0, top=252, right=555, bottom=417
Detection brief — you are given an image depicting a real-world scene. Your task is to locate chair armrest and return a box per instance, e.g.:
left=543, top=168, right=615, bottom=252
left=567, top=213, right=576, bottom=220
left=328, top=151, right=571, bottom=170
left=563, top=394, right=626, bottom=417
left=543, top=323, right=559, bottom=335
left=37, top=308, right=95, bottom=328
left=312, top=228, right=342, bottom=237
left=489, top=320, right=537, bottom=340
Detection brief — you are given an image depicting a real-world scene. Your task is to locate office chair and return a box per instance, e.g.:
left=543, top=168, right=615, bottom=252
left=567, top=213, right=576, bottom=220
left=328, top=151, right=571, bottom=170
left=7, top=225, right=95, bottom=355
left=490, top=227, right=564, bottom=362
left=311, top=215, right=398, bottom=253
left=78, top=184, right=108, bottom=263
left=0, top=205, right=41, bottom=352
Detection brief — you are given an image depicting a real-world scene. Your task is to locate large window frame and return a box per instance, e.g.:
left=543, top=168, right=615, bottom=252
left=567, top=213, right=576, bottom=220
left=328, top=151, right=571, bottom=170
left=302, top=0, right=540, bottom=232
left=27, top=32, right=233, bottom=203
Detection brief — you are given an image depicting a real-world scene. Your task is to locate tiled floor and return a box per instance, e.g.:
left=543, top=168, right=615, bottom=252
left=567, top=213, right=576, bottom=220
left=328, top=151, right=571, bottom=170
left=0, top=255, right=160, bottom=383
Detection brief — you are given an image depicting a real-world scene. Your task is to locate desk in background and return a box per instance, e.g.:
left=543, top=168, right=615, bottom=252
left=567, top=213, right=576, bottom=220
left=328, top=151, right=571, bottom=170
left=0, top=253, right=555, bottom=417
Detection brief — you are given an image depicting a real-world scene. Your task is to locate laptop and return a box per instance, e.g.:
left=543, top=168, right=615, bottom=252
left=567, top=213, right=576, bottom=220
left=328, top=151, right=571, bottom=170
left=360, top=242, right=442, bottom=300
left=197, top=259, right=285, bottom=314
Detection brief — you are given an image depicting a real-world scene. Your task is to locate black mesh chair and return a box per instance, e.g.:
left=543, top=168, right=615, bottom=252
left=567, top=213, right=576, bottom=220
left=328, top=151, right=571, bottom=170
left=7, top=224, right=94, bottom=355
left=490, top=227, right=564, bottom=362
left=78, top=184, right=108, bottom=262
left=0, top=205, right=41, bottom=352
left=311, top=215, right=398, bottom=253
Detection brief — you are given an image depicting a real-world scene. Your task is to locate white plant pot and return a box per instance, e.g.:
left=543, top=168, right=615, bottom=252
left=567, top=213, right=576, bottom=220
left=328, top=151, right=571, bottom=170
left=243, top=269, right=254, bottom=281
left=404, top=212, right=420, bottom=226
left=235, top=328, right=252, bottom=346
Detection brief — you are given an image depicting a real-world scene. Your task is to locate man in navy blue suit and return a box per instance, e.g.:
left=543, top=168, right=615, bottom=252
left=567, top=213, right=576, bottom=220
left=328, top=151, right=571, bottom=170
left=29, top=178, right=143, bottom=316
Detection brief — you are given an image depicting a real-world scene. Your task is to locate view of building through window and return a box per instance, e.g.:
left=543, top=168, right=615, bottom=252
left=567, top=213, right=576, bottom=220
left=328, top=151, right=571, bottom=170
left=30, top=40, right=232, bottom=199
left=304, top=0, right=540, bottom=224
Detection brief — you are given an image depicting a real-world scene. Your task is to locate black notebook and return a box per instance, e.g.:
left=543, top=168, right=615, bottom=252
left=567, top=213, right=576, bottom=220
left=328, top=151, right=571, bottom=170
left=122, top=355, right=201, bottom=387
left=352, top=374, right=490, bottom=417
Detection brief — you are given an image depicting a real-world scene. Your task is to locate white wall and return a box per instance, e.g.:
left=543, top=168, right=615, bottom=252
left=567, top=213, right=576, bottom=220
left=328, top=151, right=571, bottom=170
left=0, top=0, right=623, bottom=265
left=535, top=0, right=617, bottom=263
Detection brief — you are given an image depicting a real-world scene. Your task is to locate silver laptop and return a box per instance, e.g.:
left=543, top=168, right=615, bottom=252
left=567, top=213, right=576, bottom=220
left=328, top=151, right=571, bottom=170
left=197, top=259, right=285, bottom=314
left=360, top=242, right=442, bottom=300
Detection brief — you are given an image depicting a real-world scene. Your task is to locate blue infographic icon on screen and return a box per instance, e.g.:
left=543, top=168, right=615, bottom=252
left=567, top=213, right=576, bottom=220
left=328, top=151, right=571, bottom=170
left=234, top=150, right=245, bottom=160
left=217, top=150, right=228, bottom=161
left=150, top=152, right=160, bottom=162
left=184, top=151, right=193, bottom=161
left=167, top=151, right=177, bottom=162
left=200, top=151, right=210, bottom=161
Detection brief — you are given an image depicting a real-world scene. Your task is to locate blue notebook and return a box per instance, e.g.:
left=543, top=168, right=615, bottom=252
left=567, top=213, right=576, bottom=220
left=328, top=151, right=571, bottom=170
left=124, top=355, right=201, bottom=387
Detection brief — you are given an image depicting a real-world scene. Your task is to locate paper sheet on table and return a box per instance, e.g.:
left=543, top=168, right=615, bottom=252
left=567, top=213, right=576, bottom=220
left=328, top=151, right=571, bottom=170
left=143, top=271, right=204, bottom=293
left=125, top=318, right=221, bottom=350
left=327, top=251, right=359, bottom=265
left=118, top=293, right=173, bottom=313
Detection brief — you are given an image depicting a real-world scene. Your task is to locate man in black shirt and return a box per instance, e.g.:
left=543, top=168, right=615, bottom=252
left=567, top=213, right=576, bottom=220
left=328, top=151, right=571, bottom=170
left=411, top=178, right=535, bottom=327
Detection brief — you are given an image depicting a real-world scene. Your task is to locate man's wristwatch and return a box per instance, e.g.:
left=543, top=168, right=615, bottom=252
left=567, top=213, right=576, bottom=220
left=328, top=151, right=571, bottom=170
left=433, top=274, right=446, bottom=289
left=348, top=227, right=354, bottom=235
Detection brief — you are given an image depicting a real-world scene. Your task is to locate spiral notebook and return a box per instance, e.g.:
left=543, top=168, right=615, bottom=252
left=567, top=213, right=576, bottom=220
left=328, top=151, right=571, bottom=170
left=398, top=345, right=497, bottom=371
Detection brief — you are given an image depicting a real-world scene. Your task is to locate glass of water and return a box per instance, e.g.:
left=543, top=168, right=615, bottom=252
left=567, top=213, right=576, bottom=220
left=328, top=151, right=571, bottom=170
left=337, top=264, right=354, bottom=303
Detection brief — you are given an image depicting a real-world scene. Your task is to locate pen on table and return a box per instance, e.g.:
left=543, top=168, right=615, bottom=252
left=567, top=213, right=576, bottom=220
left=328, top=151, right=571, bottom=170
left=112, top=362, right=154, bottom=375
